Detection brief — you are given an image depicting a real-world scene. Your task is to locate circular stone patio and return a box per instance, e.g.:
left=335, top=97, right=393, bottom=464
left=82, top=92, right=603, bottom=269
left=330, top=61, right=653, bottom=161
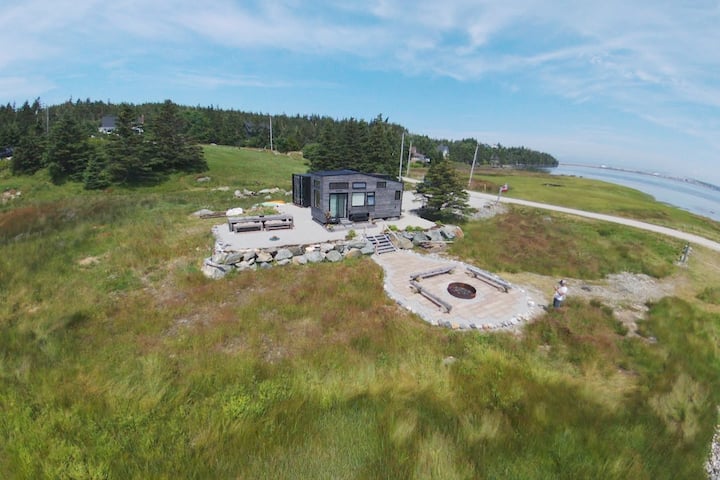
left=372, top=250, right=544, bottom=330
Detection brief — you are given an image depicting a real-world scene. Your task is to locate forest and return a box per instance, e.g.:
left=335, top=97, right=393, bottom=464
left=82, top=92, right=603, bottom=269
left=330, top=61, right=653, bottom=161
left=0, top=98, right=558, bottom=188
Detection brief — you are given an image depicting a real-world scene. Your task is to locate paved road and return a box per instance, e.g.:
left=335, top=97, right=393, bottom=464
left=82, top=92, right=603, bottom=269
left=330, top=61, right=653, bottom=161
left=403, top=177, right=720, bottom=253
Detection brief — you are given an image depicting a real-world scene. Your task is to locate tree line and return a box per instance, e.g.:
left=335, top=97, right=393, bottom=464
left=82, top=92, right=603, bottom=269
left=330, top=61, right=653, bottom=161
left=0, top=98, right=558, bottom=188
left=1, top=99, right=206, bottom=189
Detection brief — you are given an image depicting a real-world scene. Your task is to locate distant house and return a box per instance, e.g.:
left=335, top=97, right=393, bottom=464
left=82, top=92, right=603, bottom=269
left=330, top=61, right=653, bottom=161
left=98, top=114, right=144, bottom=134
left=292, top=169, right=403, bottom=224
left=98, top=115, right=116, bottom=134
left=409, top=146, right=430, bottom=164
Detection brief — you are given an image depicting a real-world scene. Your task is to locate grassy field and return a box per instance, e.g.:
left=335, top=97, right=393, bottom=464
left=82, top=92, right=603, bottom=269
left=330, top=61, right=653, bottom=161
left=1, top=146, right=719, bottom=478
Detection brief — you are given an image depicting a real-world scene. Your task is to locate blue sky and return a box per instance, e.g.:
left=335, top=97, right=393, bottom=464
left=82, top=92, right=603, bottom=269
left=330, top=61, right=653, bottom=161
left=2, top=0, right=719, bottom=183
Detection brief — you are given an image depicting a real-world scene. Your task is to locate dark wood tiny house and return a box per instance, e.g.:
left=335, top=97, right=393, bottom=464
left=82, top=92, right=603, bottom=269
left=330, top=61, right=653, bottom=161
left=292, top=170, right=403, bottom=224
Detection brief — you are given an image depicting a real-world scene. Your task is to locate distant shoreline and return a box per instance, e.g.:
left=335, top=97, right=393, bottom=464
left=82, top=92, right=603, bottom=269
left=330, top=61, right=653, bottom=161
left=557, top=163, right=720, bottom=193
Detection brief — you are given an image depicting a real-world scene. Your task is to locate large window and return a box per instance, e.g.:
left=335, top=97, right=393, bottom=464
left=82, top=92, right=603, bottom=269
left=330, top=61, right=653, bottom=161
left=367, top=192, right=376, bottom=206
left=351, top=192, right=365, bottom=207
left=395, top=190, right=402, bottom=200
left=352, top=181, right=367, bottom=189
left=313, top=189, right=320, bottom=208
left=329, top=182, right=349, bottom=190
left=376, top=181, right=387, bottom=188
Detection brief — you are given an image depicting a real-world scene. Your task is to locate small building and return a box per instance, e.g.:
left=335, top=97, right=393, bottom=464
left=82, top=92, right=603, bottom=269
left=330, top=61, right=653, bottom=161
left=292, top=169, right=403, bottom=224
left=98, top=115, right=117, bottom=134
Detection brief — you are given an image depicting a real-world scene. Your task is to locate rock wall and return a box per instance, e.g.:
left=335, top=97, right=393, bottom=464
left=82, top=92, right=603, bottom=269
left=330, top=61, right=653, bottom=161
left=202, top=238, right=377, bottom=279
left=201, top=224, right=463, bottom=279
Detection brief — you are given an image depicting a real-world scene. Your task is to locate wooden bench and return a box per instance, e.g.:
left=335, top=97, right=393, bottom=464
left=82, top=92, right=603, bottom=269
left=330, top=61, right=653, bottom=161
left=410, top=280, right=452, bottom=313
left=227, top=214, right=294, bottom=232
left=228, top=216, right=263, bottom=232
left=466, top=266, right=511, bottom=293
left=263, top=214, right=294, bottom=231
left=410, top=266, right=455, bottom=281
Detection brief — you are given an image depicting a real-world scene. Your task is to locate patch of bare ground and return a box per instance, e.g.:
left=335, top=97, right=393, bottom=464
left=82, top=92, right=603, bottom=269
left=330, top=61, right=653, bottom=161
left=506, top=270, right=684, bottom=335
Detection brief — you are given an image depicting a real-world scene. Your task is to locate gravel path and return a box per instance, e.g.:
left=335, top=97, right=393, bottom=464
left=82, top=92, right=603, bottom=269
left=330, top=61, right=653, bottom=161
left=467, top=190, right=720, bottom=252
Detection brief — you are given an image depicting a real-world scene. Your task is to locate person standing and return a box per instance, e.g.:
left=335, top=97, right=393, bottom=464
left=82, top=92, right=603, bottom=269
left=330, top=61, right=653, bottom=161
left=553, top=279, right=568, bottom=308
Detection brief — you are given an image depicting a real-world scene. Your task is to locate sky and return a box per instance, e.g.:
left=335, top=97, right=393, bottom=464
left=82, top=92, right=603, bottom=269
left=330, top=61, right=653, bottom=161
left=2, top=0, right=719, bottom=184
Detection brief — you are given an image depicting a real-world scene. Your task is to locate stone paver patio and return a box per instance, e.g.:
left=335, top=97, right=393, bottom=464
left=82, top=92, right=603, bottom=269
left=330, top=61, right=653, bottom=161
left=372, top=250, right=544, bottom=330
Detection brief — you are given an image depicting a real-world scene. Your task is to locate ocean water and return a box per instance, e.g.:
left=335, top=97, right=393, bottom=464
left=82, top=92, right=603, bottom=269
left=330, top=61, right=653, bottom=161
left=549, top=164, right=720, bottom=223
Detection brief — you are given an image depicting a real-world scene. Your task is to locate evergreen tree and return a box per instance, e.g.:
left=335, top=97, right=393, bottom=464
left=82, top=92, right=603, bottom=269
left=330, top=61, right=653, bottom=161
left=11, top=129, right=45, bottom=175
left=149, top=100, right=207, bottom=173
left=416, top=156, right=470, bottom=215
left=83, top=145, right=111, bottom=190
left=105, top=104, right=154, bottom=184
left=363, top=114, right=395, bottom=174
left=44, top=110, right=90, bottom=183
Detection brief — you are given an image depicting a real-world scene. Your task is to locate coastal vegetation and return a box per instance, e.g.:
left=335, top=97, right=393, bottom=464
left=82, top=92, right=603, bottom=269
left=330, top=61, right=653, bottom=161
left=1, top=146, right=719, bottom=478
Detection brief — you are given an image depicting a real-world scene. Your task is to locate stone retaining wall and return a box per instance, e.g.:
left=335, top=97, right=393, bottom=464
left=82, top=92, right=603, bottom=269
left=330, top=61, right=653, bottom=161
left=201, top=224, right=463, bottom=279
left=202, top=238, right=377, bottom=279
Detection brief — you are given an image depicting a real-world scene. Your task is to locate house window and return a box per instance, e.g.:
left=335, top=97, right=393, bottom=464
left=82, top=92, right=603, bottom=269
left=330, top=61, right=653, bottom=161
left=367, top=192, right=375, bottom=206
left=376, top=181, right=387, bottom=188
left=351, top=192, right=365, bottom=207
left=329, top=182, right=349, bottom=190
left=313, top=189, right=320, bottom=208
left=352, top=182, right=366, bottom=189
left=313, top=179, right=320, bottom=188
left=395, top=190, right=402, bottom=200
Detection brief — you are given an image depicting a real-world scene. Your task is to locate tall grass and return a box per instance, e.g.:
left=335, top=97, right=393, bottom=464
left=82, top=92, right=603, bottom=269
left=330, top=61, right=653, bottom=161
left=450, top=206, right=682, bottom=279
left=1, top=146, right=719, bottom=478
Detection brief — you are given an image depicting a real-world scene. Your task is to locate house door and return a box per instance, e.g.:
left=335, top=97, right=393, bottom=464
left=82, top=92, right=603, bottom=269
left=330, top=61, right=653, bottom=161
left=328, top=193, right=348, bottom=219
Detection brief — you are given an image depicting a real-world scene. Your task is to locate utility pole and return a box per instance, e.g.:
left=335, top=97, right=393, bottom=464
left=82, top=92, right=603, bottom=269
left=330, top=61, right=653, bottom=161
left=468, top=143, right=479, bottom=188
left=269, top=115, right=273, bottom=151
left=398, top=132, right=405, bottom=181
left=406, top=140, right=413, bottom=177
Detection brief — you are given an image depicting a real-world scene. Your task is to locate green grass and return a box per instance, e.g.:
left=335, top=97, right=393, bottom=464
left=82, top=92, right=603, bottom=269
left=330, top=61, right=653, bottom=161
left=1, top=146, right=719, bottom=478
left=449, top=206, right=682, bottom=279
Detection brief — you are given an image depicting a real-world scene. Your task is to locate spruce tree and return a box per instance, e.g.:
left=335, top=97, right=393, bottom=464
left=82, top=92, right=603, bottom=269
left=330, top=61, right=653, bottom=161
left=416, top=155, right=470, bottom=215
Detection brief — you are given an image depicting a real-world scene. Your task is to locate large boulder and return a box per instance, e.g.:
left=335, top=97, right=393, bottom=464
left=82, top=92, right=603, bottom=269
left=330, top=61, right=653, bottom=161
left=396, top=237, right=414, bottom=250
left=412, top=232, right=431, bottom=246
left=275, top=248, right=294, bottom=261
left=320, top=243, right=336, bottom=253
left=344, top=248, right=363, bottom=259
left=225, top=251, right=245, bottom=264
left=243, top=250, right=257, bottom=262
left=427, top=229, right=444, bottom=242
left=288, top=245, right=305, bottom=257
left=306, top=251, right=324, bottom=263
left=325, top=250, right=343, bottom=262
left=201, top=258, right=229, bottom=279
left=360, top=244, right=376, bottom=255
left=256, top=251, right=273, bottom=263
left=292, top=254, right=308, bottom=265
left=347, top=239, right=369, bottom=250
left=236, top=261, right=257, bottom=272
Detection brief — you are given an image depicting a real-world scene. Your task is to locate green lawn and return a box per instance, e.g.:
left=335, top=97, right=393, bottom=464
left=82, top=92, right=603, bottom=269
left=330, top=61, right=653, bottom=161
left=1, top=147, right=719, bottom=478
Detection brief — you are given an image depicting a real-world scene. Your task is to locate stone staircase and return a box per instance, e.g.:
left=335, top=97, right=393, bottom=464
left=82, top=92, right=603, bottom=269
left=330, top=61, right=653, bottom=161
left=365, top=234, right=397, bottom=255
